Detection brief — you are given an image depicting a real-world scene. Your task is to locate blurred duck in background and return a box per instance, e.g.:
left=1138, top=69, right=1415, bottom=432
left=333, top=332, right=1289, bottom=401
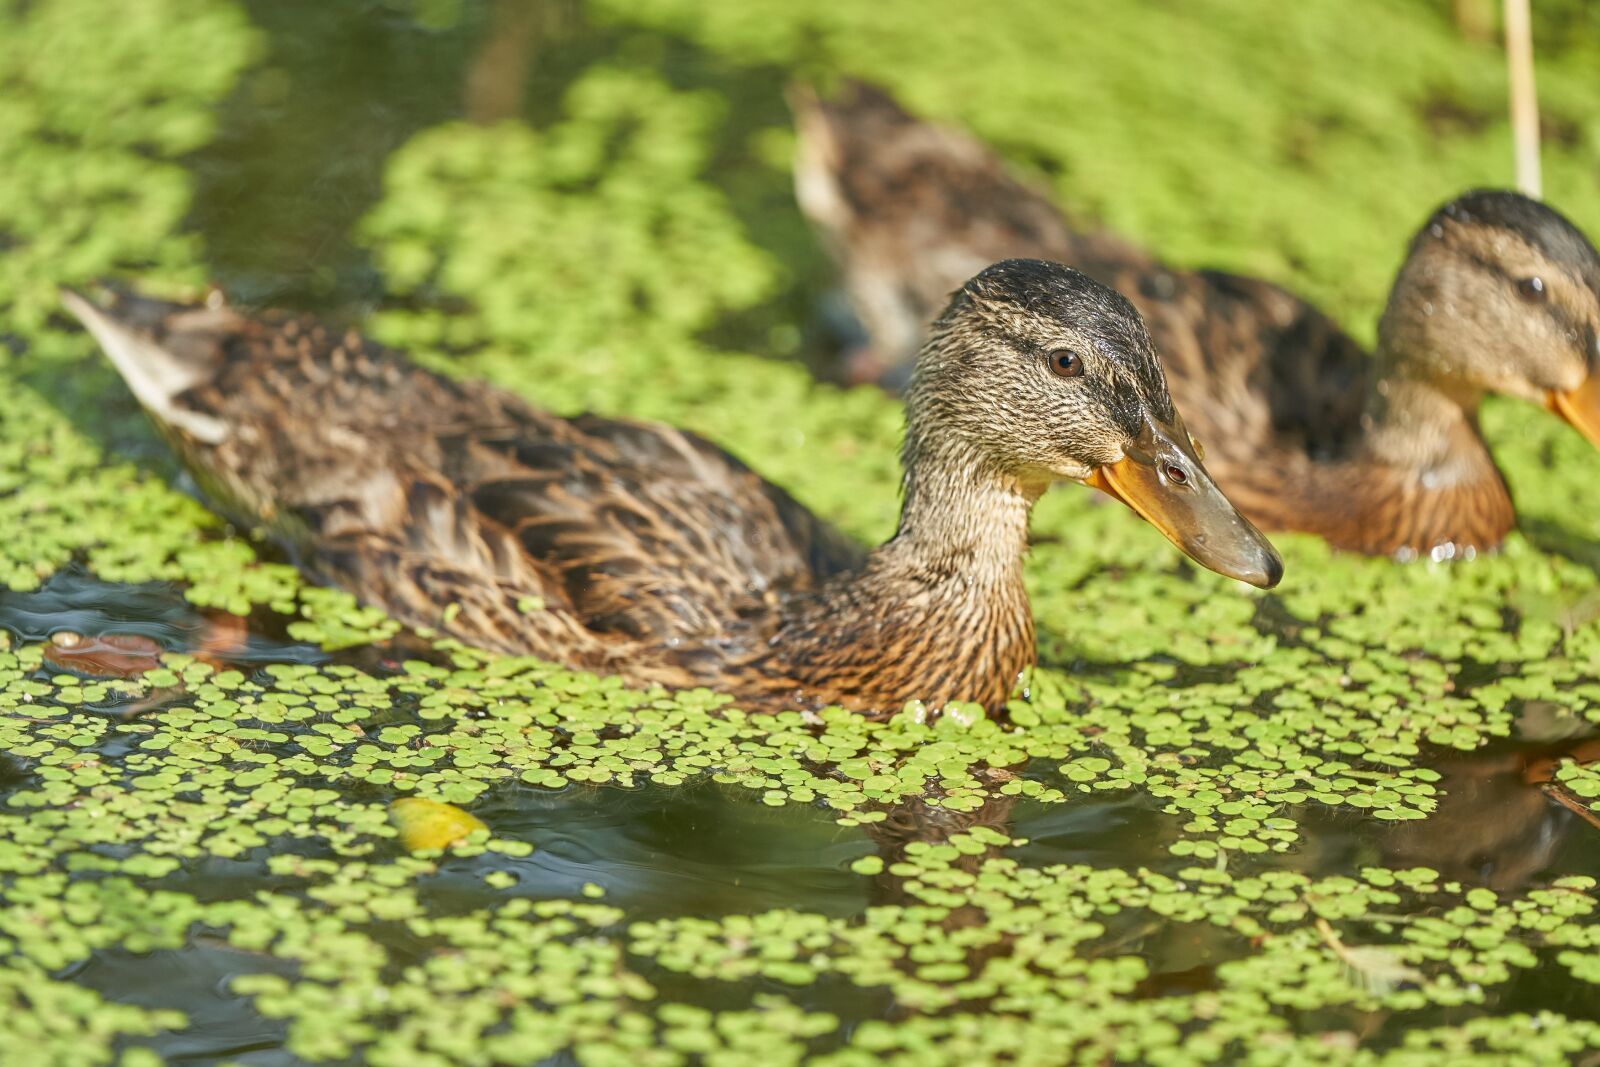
left=791, top=81, right=1600, bottom=559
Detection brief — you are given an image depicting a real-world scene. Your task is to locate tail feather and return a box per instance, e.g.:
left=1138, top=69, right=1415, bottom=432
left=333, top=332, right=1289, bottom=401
left=60, top=288, right=231, bottom=444
left=787, top=81, right=850, bottom=237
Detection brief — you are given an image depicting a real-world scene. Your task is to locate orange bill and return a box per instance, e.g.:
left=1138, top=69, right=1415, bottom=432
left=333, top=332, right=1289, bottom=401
left=1083, top=417, right=1283, bottom=589
left=1547, top=374, right=1600, bottom=448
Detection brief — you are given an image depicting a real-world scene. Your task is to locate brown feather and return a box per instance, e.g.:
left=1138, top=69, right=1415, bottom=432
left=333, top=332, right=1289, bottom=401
left=68, top=260, right=1227, bottom=717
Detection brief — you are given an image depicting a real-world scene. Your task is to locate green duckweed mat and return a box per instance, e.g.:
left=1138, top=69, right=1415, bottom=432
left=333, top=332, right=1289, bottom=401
left=3, top=0, right=1600, bottom=1063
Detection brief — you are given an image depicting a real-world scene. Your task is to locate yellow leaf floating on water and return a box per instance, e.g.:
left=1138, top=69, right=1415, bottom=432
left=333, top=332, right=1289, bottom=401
left=388, top=797, right=488, bottom=852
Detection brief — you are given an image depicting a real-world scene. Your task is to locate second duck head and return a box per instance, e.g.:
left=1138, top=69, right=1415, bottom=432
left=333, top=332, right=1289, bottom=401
left=1380, top=189, right=1600, bottom=445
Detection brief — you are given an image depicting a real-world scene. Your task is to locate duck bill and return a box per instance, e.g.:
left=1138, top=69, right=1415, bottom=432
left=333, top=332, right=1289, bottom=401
left=1547, top=375, right=1600, bottom=448
left=1083, top=419, right=1283, bottom=589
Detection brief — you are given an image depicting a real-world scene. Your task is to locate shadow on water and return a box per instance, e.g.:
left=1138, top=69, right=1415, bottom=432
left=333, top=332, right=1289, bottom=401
left=1519, top=515, right=1600, bottom=585
left=426, top=779, right=874, bottom=921
left=185, top=0, right=487, bottom=310
left=1295, top=711, right=1600, bottom=893
left=1031, top=582, right=1314, bottom=682
left=70, top=943, right=303, bottom=1067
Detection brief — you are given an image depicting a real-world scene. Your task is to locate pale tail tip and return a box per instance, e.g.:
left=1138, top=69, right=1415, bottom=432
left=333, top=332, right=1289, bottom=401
left=57, top=283, right=231, bottom=445
left=58, top=286, right=98, bottom=322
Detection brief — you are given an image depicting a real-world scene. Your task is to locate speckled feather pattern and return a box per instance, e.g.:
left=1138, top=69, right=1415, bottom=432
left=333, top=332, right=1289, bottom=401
left=73, top=267, right=1172, bottom=716
left=83, top=296, right=909, bottom=709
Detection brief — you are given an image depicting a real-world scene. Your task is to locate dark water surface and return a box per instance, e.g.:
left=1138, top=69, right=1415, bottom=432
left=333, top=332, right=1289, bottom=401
left=183, top=0, right=829, bottom=368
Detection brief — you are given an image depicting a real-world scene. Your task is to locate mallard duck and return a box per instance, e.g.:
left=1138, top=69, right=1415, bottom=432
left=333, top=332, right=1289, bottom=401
left=64, top=260, right=1279, bottom=716
left=792, top=81, right=1600, bottom=558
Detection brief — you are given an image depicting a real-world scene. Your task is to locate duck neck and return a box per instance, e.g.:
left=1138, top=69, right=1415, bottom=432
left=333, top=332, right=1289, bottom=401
left=781, top=433, right=1042, bottom=714
left=882, top=434, right=1042, bottom=586
left=1340, top=332, right=1515, bottom=555
left=1363, top=329, right=1493, bottom=475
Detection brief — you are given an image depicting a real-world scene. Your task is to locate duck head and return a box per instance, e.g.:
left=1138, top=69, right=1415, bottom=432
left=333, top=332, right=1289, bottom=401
left=1381, top=190, right=1600, bottom=445
left=907, top=258, right=1283, bottom=588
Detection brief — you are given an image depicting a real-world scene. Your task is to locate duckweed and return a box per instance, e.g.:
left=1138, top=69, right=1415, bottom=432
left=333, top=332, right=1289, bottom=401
left=1, top=0, right=1599, bottom=1062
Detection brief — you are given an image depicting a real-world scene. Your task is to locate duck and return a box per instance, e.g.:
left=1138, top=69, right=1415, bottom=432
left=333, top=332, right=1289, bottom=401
left=791, top=81, right=1600, bottom=558
left=64, top=259, right=1280, bottom=717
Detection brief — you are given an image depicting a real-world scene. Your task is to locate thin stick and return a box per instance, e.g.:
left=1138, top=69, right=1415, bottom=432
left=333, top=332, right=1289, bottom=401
left=1503, top=0, right=1542, bottom=198
left=1545, top=783, right=1600, bottom=832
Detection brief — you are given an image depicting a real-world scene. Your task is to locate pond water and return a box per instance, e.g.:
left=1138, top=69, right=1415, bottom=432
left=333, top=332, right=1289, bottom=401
left=5, top=0, right=1600, bottom=1063
left=4, top=567, right=1600, bottom=1063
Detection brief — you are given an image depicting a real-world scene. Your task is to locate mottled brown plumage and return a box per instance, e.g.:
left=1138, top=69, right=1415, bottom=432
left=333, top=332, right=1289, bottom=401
left=65, top=262, right=1280, bottom=717
left=792, top=81, right=1600, bottom=559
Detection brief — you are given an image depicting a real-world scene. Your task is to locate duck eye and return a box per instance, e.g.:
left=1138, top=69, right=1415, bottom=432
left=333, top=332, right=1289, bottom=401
left=1165, top=465, right=1188, bottom=485
left=1516, top=276, right=1547, bottom=303
left=1048, top=349, right=1084, bottom=378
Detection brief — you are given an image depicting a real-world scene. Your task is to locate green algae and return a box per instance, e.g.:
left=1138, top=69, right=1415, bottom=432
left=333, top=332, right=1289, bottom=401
left=1, top=0, right=1600, bottom=1062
